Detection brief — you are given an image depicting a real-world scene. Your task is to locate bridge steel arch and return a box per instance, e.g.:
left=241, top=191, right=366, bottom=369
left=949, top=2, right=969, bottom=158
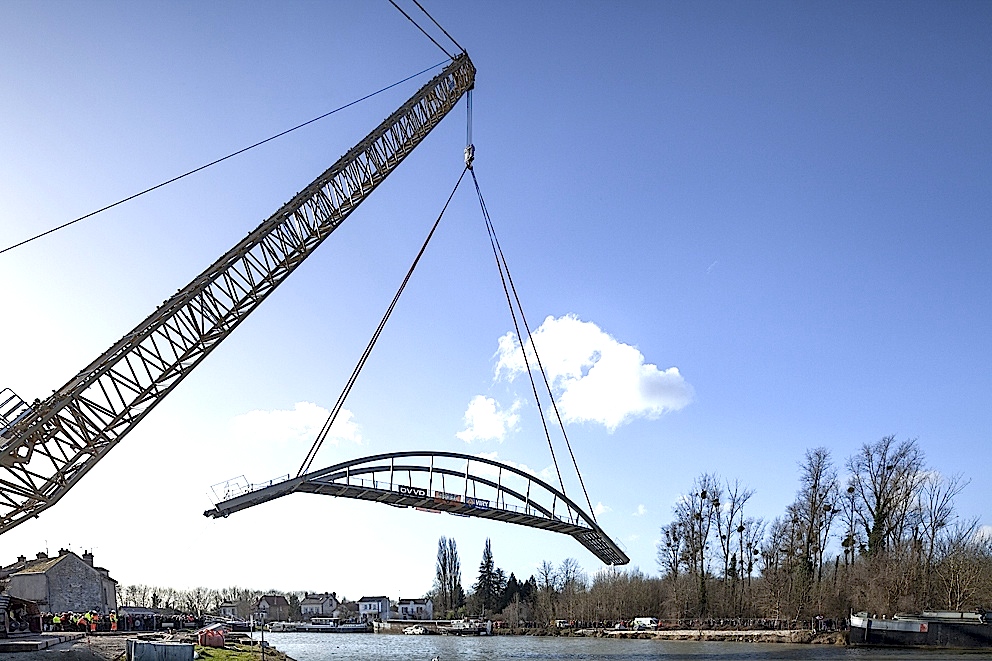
left=204, top=450, right=629, bottom=566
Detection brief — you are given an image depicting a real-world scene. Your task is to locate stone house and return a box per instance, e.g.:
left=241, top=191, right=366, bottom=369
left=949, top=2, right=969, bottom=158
left=397, top=597, right=433, bottom=620
left=254, top=595, right=289, bottom=622
left=0, top=549, right=117, bottom=614
left=300, top=593, right=338, bottom=618
left=357, top=596, right=391, bottom=622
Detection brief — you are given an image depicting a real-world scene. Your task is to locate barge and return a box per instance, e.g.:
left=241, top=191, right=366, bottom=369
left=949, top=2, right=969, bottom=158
left=850, top=610, right=992, bottom=648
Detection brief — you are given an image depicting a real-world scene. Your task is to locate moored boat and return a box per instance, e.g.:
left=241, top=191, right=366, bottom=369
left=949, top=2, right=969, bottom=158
left=267, top=621, right=298, bottom=632
left=438, top=619, right=490, bottom=636
left=294, top=617, right=372, bottom=633
left=850, top=610, right=992, bottom=648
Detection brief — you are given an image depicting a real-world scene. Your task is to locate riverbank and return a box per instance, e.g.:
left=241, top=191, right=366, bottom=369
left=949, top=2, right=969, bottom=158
left=594, top=629, right=846, bottom=644
left=377, top=621, right=848, bottom=645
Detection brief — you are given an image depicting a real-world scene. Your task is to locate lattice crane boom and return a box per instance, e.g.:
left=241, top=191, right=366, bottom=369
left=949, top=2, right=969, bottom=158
left=0, top=54, right=476, bottom=535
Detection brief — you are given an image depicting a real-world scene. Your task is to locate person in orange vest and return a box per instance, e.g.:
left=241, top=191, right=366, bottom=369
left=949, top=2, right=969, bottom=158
left=110, top=611, right=118, bottom=632
left=77, top=613, right=88, bottom=632
left=90, top=612, right=100, bottom=632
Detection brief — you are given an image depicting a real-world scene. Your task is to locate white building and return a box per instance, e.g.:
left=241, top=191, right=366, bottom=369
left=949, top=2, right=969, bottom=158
left=217, top=602, right=239, bottom=619
left=397, top=598, right=433, bottom=620
left=357, top=596, right=391, bottom=622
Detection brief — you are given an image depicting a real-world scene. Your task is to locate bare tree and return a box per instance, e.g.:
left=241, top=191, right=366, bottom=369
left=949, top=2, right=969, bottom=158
left=673, top=473, right=722, bottom=615
left=758, top=516, right=799, bottom=622
left=934, top=519, right=988, bottom=610
left=536, top=560, right=559, bottom=623
left=714, top=479, right=754, bottom=616
left=657, top=521, right=684, bottom=578
left=918, top=472, right=970, bottom=605
left=739, top=516, right=765, bottom=615
left=557, top=558, right=585, bottom=622
left=792, top=447, right=839, bottom=585
left=838, top=484, right=863, bottom=565
left=847, top=436, right=926, bottom=556
left=179, top=587, right=212, bottom=616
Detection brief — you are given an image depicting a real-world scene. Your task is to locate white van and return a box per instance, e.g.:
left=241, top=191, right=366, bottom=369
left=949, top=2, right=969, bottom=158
left=632, top=617, right=658, bottom=630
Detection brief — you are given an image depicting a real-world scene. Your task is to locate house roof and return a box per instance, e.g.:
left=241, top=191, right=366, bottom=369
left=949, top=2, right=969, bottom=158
left=397, top=598, right=431, bottom=605
left=258, top=595, right=289, bottom=606
left=358, top=596, right=388, bottom=602
left=301, top=594, right=336, bottom=605
left=9, top=555, right=68, bottom=575
left=1, top=551, right=117, bottom=583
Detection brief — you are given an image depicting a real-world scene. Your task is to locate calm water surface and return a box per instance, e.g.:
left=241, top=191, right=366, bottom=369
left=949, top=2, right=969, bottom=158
left=260, top=632, right=992, bottom=661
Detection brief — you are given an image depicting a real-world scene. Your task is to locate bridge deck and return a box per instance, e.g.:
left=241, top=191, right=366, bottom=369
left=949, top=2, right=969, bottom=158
left=205, top=452, right=629, bottom=565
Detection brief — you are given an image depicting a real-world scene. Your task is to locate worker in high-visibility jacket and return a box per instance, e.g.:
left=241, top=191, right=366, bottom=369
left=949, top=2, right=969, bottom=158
left=90, top=612, right=99, bottom=632
left=52, top=613, right=62, bottom=631
left=110, top=611, right=118, bottom=632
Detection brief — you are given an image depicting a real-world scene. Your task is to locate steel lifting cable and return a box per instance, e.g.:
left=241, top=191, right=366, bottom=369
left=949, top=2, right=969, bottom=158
left=297, top=166, right=470, bottom=477
left=387, top=0, right=455, bottom=60
left=410, top=0, right=466, bottom=54
left=469, top=170, right=599, bottom=523
left=0, top=61, right=448, bottom=256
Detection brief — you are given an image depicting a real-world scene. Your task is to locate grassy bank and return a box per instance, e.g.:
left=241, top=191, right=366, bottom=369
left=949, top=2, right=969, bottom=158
left=197, top=643, right=292, bottom=661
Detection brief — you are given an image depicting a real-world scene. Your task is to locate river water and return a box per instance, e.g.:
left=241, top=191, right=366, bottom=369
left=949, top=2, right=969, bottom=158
left=260, top=632, right=992, bottom=661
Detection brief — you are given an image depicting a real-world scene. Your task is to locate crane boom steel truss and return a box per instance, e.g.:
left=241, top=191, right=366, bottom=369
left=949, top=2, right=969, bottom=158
left=204, top=450, right=630, bottom=565
left=0, top=54, right=476, bottom=535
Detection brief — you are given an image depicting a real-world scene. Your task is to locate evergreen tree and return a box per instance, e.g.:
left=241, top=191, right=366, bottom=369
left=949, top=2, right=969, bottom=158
left=473, top=539, right=506, bottom=616
left=498, top=573, right=520, bottom=613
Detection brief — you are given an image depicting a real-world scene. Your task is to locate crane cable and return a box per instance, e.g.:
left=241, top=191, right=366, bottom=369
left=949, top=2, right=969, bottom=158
left=297, top=166, right=470, bottom=477
left=0, top=60, right=449, bottom=257
left=469, top=169, right=599, bottom=524
left=387, top=0, right=455, bottom=60
left=410, top=0, right=466, bottom=54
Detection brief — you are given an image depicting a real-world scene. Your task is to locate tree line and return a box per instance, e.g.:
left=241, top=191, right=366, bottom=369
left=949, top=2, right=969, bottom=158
left=429, top=436, right=992, bottom=627
left=115, top=585, right=358, bottom=621
left=656, top=436, right=991, bottom=622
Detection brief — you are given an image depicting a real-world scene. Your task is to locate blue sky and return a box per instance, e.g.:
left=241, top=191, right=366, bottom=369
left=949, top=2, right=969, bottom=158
left=1, top=1, right=990, bottom=601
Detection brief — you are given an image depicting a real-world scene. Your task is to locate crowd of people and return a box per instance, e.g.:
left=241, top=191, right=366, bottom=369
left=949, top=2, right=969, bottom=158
left=38, top=610, right=204, bottom=633
left=42, top=610, right=118, bottom=632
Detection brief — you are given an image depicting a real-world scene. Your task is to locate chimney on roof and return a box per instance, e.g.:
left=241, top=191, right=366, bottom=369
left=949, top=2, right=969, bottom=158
left=16, top=555, right=26, bottom=563
left=36, top=551, right=48, bottom=560
left=59, top=548, right=70, bottom=556
left=82, top=551, right=94, bottom=567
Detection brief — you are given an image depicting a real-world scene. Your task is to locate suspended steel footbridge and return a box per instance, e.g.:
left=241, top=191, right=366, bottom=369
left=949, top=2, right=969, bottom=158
left=204, top=450, right=629, bottom=566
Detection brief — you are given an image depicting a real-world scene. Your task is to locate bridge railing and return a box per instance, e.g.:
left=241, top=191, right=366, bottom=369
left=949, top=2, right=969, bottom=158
left=313, top=465, right=583, bottom=527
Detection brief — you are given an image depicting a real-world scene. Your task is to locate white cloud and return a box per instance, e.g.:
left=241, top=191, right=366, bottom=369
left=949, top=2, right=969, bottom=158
left=456, top=395, right=520, bottom=442
left=977, top=526, right=992, bottom=541
left=495, top=314, right=694, bottom=431
left=633, top=504, right=647, bottom=517
left=594, top=501, right=612, bottom=516
left=229, top=401, right=361, bottom=446
left=627, top=534, right=641, bottom=543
